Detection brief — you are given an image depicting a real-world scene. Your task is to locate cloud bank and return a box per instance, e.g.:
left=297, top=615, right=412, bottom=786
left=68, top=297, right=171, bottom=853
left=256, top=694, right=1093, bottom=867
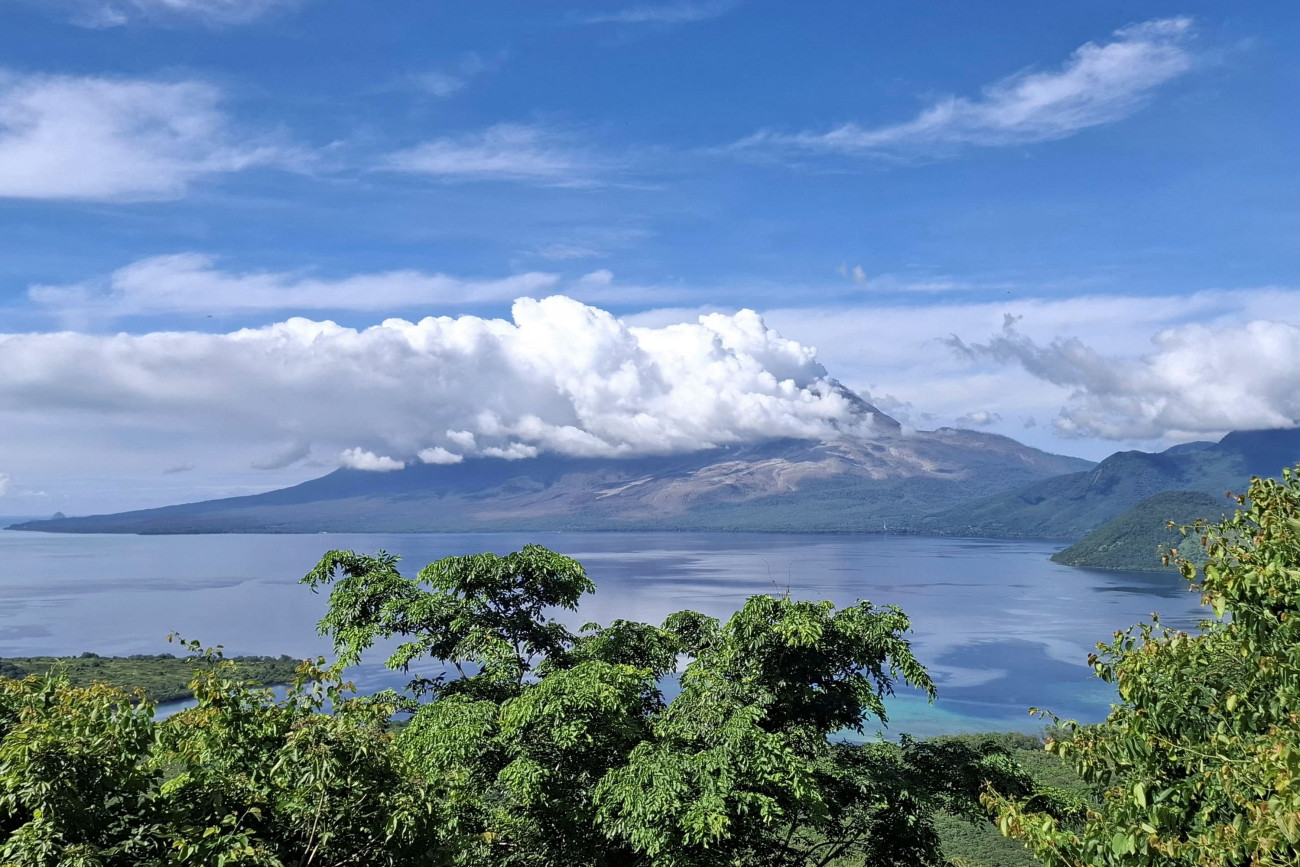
left=0, top=296, right=868, bottom=473
left=0, top=71, right=289, bottom=201
left=738, top=17, right=1195, bottom=158
left=950, top=318, right=1300, bottom=439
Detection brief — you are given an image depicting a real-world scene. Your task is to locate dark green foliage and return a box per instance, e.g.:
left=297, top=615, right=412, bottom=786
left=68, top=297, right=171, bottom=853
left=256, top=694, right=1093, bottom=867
left=988, top=467, right=1300, bottom=865
left=0, top=652, right=300, bottom=703
left=1050, top=490, right=1231, bottom=571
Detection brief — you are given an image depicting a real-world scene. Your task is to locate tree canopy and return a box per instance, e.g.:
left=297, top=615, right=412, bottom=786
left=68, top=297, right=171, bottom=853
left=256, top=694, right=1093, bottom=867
left=988, top=466, right=1300, bottom=865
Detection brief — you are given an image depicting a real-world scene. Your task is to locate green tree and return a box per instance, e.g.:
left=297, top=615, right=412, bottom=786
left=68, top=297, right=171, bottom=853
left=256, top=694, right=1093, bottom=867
left=0, top=643, right=446, bottom=866
left=304, top=544, right=1035, bottom=866
left=987, top=467, right=1300, bottom=865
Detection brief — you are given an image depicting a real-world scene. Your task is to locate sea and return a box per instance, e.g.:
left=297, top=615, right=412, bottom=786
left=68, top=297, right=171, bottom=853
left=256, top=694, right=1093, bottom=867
left=0, top=530, right=1207, bottom=738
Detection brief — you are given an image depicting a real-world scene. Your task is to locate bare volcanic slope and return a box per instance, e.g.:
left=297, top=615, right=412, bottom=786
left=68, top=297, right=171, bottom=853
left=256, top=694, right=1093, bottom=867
left=9, top=427, right=1091, bottom=535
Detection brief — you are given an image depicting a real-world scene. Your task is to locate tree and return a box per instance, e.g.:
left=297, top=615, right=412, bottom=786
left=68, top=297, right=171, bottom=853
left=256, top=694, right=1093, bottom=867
left=304, top=544, right=1034, bottom=866
left=987, top=466, right=1300, bottom=865
left=0, top=643, right=446, bottom=866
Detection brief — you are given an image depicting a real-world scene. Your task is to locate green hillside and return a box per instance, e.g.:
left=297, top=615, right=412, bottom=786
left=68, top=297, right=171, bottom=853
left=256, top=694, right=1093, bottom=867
left=922, top=428, right=1299, bottom=541
left=1050, top=490, right=1232, bottom=571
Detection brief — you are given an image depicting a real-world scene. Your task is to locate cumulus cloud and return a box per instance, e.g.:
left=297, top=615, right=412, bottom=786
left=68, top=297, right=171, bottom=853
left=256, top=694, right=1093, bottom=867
left=0, top=296, right=876, bottom=476
left=957, top=410, right=1001, bottom=427
left=580, top=0, right=739, bottom=25
left=339, top=448, right=405, bottom=472
left=0, top=473, right=9, bottom=497
left=57, top=0, right=299, bottom=27
left=0, top=72, right=292, bottom=201
left=737, top=17, right=1195, bottom=159
left=381, top=124, right=600, bottom=185
left=30, top=253, right=561, bottom=318
left=418, top=447, right=463, bottom=465
left=949, top=318, right=1300, bottom=440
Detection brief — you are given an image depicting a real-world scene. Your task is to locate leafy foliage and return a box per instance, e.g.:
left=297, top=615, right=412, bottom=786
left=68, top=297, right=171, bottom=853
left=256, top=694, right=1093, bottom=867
left=0, top=641, right=445, bottom=866
left=304, top=544, right=1048, bottom=866
left=988, top=466, right=1300, bottom=865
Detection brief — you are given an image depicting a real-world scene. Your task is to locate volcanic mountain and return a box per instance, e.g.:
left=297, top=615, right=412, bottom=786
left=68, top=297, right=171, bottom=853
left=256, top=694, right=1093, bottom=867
left=10, top=400, right=1093, bottom=534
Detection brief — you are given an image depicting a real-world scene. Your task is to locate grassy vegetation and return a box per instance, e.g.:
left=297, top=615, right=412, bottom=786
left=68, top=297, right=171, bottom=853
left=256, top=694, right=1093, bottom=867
left=934, top=732, right=1088, bottom=867
left=0, top=651, right=302, bottom=703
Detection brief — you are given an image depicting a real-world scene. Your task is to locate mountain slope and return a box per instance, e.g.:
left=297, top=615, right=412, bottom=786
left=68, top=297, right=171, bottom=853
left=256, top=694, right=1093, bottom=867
left=923, top=428, right=1300, bottom=540
left=8, top=430, right=1091, bottom=535
left=1050, top=490, right=1233, bottom=571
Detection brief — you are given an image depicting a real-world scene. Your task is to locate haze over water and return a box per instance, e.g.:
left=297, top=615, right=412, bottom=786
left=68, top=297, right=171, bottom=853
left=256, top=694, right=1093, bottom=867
left=0, top=530, right=1205, bottom=737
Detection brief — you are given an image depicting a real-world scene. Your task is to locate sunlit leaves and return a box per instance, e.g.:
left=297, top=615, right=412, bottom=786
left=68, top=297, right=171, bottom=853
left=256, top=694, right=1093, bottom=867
left=988, top=465, right=1300, bottom=866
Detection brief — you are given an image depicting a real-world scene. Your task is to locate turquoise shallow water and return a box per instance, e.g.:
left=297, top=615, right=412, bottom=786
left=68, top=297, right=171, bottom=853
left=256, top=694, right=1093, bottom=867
left=0, top=530, right=1206, bottom=737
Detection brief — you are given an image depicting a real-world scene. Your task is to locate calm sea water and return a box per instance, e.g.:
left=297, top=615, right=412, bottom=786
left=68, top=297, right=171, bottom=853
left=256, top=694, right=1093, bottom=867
left=0, top=530, right=1206, bottom=737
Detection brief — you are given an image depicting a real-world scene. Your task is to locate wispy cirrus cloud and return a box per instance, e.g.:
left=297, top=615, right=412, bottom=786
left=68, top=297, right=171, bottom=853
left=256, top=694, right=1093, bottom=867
left=409, top=52, right=503, bottom=98
left=580, top=0, right=739, bottom=26
left=52, top=0, right=301, bottom=28
left=29, top=253, right=562, bottom=318
left=381, top=123, right=604, bottom=186
left=0, top=71, right=295, bottom=201
left=737, top=17, right=1196, bottom=160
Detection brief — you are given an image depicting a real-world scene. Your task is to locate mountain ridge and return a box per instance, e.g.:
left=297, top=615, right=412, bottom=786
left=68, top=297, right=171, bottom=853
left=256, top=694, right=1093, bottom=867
left=7, top=428, right=1091, bottom=535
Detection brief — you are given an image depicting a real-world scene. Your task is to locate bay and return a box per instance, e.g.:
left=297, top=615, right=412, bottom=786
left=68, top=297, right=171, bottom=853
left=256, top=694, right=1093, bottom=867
left=0, top=530, right=1205, bottom=737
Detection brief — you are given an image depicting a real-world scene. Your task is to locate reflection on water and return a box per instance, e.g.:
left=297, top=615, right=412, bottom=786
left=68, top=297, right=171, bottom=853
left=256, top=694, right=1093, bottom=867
left=0, top=530, right=1205, bottom=737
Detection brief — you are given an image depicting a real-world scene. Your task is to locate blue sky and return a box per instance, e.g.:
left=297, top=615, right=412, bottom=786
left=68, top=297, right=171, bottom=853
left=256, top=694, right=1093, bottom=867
left=1, top=1, right=1299, bottom=512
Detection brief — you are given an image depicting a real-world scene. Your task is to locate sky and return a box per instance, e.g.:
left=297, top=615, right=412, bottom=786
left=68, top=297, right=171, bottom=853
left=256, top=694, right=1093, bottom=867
left=1, top=0, right=1299, bottom=514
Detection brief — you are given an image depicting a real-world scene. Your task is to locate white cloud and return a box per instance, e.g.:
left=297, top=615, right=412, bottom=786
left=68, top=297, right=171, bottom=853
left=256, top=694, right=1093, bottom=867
left=754, top=285, right=1300, bottom=455
left=738, top=17, right=1195, bottom=158
left=30, top=253, right=560, bottom=318
left=534, top=243, right=604, bottom=261
left=381, top=124, right=599, bottom=185
left=0, top=297, right=873, bottom=482
left=339, top=448, right=405, bottom=472
left=0, top=71, right=290, bottom=201
left=957, top=410, right=1001, bottom=427
left=418, top=446, right=463, bottom=465
left=949, top=318, right=1300, bottom=440
left=410, top=53, right=498, bottom=98
left=58, top=0, right=298, bottom=27
left=30, top=255, right=698, bottom=320
left=581, top=0, right=739, bottom=25
left=838, top=264, right=868, bottom=286
left=0, top=473, right=9, bottom=497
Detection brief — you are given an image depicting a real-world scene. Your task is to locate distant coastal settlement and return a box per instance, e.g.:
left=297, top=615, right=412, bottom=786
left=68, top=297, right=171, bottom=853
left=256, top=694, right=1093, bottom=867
left=2, top=467, right=1299, bottom=865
